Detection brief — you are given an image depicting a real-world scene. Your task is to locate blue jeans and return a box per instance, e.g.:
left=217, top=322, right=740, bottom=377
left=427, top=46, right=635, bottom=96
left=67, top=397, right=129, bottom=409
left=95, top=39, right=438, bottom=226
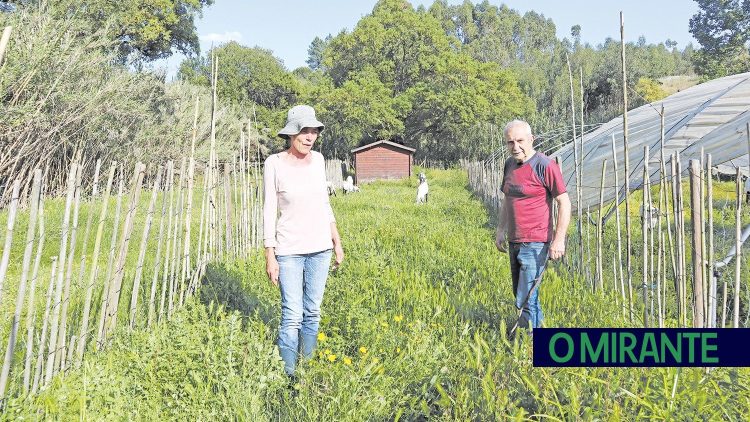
left=276, top=249, right=332, bottom=376
left=509, top=242, right=549, bottom=330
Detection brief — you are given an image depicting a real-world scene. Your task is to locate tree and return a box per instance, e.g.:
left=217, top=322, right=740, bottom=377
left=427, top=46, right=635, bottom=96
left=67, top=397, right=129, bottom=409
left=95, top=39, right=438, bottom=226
left=689, top=0, right=750, bottom=78
left=177, top=42, right=300, bottom=134
left=317, top=0, right=533, bottom=160
left=315, top=69, right=407, bottom=159
left=306, top=35, right=331, bottom=70
left=35, top=0, right=214, bottom=63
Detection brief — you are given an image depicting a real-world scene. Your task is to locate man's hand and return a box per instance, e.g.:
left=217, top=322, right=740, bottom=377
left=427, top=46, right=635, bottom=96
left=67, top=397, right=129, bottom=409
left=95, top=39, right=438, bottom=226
left=495, top=231, right=508, bottom=253
left=332, top=243, right=344, bottom=271
left=549, top=237, right=566, bottom=260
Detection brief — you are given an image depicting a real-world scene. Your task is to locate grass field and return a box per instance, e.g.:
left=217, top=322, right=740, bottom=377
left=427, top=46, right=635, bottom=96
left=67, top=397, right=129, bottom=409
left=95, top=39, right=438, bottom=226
left=2, top=168, right=749, bottom=420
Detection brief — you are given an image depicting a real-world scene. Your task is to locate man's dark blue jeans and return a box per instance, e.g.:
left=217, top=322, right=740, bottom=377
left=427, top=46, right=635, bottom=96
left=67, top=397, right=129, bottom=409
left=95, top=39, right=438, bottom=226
left=509, top=242, right=549, bottom=330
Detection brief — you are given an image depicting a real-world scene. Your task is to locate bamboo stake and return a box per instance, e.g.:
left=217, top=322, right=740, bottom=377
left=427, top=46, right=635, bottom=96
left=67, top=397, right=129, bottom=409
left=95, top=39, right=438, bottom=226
left=215, top=160, right=223, bottom=259
left=657, top=229, right=664, bottom=328
left=597, top=160, right=606, bottom=292
left=76, top=162, right=116, bottom=362
left=241, top=131, right=249, bottom=257
left=22, top=202, right=44, bottom=394
left=158, top=161, right=175, bottom=323
left=97, top=166, right=124, bottom=348
left=659, top=107, right=678, bottom=311
left=147, top=163, right=169, bottom=328
left=620, top=11, right=634, bottom=323
left=195, top=166, right=209, bottom=289
left=102, top=163, right=145, bottom=342
left=57, top=163, right=83, bottom=372
left=0, top=171, right=40, bottom=400
left=45, top=164, right=77, bottom=384
left=733, top=168, right=742, bottom=328
left=0, top=26, right=12, bottom=67
left=169, top=158, right=186, bottom=316
left=642, top=146, right=650, bottom=327
left=70, top=159, right=100, bottom=361
left=232, top=158, right=240, bottom=259
left=612, top=253, right=619, bottom=307
left=224, top=164, right=233, bottom=258
left=0, top=180, right=20, bottom=306
left=566, top=54, right=583, bottom=274
left=209, top=54, right=219, bottom=260
left=33, top=257, right=56, bottom=393
left=689, top=159, right=704, bottom=328
left=706, top=154, right=716, bottom=328
left=129, top=166, right=163, bottom=329
left=674, top=154, right=687, bottom=326
left=699, top=148, right=708, bottom=325
left=181, top=156, right=196, bottom=307
left=611, top=135, right=627, bottom=316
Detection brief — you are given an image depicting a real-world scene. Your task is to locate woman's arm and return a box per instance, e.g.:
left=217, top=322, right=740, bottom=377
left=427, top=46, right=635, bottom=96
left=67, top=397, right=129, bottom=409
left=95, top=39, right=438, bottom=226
left=330, top=222, right=344, bottom=270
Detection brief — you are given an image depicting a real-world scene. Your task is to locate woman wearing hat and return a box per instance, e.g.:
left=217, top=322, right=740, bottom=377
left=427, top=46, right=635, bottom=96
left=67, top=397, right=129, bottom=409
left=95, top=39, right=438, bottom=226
left=263, top=104, right=344, bottom=377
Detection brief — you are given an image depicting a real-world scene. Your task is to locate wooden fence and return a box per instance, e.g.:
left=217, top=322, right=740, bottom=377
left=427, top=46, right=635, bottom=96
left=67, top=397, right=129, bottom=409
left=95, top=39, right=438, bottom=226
left=0, top=141, right=265, bottom=404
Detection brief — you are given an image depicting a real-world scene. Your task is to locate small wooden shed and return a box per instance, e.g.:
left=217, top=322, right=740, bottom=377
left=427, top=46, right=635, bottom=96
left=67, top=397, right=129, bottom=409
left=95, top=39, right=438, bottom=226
left=351, top=140, right=416, bottom=184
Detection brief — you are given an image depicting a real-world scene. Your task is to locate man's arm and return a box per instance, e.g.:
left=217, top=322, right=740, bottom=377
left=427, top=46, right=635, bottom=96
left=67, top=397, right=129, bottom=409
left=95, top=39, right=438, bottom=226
left=549, top=192, right=571, bottom=260
left=495, top=200, right=508, bottom=253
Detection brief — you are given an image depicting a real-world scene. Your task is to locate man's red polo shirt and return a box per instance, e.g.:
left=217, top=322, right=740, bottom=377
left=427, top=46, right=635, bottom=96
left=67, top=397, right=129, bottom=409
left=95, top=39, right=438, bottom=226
left=500, top=152, right=566, bottom=243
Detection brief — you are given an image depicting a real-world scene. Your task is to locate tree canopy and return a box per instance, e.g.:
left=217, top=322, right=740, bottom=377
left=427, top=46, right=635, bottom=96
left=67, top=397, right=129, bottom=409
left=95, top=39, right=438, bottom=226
left=35, top=0, right=213, bottom=63
left=175, top=0, right=697, bottom=162
left=689, top=0, right=750, bottom=78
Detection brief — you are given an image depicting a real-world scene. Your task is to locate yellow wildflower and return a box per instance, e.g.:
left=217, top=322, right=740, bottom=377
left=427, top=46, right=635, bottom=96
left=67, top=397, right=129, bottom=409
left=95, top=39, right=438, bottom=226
left=394, top=314, right=404, bottom=323
left=396, top=347, right=401, bottom=353
left=327, top=354, right=337, bottom=362
left=317, top=332, right=328, bottom=342
left=324, top=349, right=332, bottom=355
left=380, top=321, right=389, bottom=328
left=359, top=346, right=368, bottom=355
left=343, top=357, right=352, bottom=366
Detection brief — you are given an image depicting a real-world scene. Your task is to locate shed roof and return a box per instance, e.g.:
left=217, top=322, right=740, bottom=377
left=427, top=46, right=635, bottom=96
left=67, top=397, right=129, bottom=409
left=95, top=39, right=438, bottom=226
left=550, top=71, right=750, bottom=214
left=351, top=140, right=416, bottom=154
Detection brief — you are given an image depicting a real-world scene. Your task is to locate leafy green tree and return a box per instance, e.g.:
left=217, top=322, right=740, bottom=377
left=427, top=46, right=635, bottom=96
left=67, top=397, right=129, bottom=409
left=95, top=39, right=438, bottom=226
left=318, top=0, right=533, bottom=161
left=689, top=0, right=750, bottom=78
left=306, top=35, right=331, bottom=70
left=31, top=0, right=214, bottom=63
left=177, top=42, right=300, bottom=132
left=315, top=69, right=407, bottom=159
left=324, top=0, right=452, bottom=93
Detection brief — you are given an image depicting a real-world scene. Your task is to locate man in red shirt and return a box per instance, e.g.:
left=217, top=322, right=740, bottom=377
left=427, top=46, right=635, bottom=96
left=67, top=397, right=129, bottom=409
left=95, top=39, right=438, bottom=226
left=495, top=120, right=571, bottom=333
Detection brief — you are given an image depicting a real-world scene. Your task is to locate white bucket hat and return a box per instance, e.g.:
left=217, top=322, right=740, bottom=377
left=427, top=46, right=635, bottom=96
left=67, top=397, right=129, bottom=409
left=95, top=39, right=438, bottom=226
left=277, top=105, right=325, bottom=139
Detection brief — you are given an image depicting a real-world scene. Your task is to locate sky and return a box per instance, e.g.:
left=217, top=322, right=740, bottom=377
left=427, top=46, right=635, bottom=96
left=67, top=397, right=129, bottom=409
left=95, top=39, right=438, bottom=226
left=154, top=0, right=700, bottom=79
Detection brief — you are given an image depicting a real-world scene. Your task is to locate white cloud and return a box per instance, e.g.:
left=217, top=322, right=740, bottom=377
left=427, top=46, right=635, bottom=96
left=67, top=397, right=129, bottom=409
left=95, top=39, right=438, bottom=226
left=199, top=31, right=243, bottom=44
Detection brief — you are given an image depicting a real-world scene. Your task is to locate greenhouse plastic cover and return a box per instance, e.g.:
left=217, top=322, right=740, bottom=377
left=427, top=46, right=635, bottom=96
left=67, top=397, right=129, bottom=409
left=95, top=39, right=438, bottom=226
left=550, top=71, right=750, bottom=214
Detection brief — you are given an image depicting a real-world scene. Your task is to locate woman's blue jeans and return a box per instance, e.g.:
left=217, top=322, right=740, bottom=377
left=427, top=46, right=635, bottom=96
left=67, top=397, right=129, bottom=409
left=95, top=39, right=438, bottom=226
left=509, top=242, right=549, bottom=330
left=276, top=249, right=332, bottom=376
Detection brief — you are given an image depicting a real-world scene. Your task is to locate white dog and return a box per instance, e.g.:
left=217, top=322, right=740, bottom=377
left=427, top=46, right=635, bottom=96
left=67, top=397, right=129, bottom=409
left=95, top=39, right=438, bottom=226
left=342, top=175, right=360, bottom=194
left=416, top=173, right=428, bottom=203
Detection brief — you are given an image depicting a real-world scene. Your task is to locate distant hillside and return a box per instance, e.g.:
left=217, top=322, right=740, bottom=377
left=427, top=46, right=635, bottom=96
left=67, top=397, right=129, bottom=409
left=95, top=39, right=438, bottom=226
left=659, top=75, right=701, bottom=96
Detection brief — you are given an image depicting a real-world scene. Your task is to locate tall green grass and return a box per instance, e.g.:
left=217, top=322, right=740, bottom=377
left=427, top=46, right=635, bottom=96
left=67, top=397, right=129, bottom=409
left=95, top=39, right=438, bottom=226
left=3, top=169, right=749, bottom=420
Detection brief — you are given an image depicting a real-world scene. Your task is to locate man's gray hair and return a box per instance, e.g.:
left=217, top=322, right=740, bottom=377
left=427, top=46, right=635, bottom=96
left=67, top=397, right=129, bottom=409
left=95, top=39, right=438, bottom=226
left=503, top=120, right=533, bottom=139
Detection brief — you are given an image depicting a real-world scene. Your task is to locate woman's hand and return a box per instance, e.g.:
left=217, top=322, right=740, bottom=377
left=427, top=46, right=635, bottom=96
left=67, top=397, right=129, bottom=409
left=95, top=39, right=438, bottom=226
left=332, top=243, right=344, bottom=271
left=265, top=248, right=279, bottom=286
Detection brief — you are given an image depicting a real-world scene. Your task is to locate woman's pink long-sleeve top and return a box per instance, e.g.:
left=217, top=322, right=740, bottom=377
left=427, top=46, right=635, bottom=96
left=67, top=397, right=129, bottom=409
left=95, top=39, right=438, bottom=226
left=263, top=151, right=336, bottom=255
